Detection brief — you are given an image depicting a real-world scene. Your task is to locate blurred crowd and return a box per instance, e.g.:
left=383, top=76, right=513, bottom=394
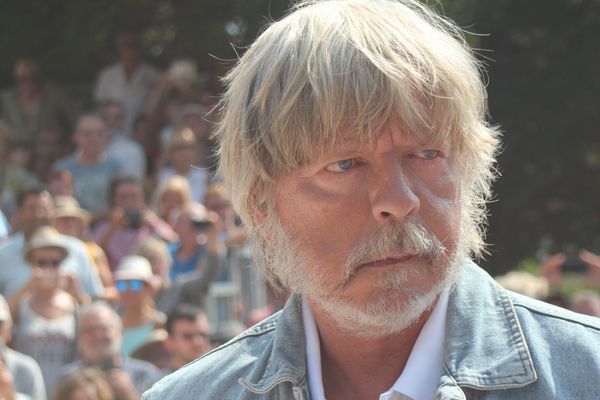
left=0, top=30, right=285, bottom=400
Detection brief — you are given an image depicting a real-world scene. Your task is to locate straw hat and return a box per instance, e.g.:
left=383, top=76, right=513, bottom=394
left=24, top=225, right=69, bottom=262
left=54, top=196, right=91, bottom=223
left=114, top=255, right=153, bottom=283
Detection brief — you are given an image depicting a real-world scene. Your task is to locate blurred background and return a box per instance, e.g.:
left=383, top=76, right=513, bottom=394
left=0, top=0, right=598, bottom=275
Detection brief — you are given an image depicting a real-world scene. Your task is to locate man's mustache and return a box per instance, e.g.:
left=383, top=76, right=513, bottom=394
left=343, top=221, right=446, bottom=281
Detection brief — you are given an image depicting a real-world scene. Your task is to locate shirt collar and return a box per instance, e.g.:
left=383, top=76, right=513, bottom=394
left=302, top=288, right=450, bottom=400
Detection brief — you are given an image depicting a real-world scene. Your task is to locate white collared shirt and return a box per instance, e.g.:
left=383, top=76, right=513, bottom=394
left=302, top=288, right=450, bottom=400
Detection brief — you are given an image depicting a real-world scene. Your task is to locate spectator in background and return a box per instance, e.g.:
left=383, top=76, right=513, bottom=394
left=146, top=59, right=207, bottom=129
left=57, top=302, right=163, bottom=399
left=52, top=368, right=114, bottom=400
left=135, top=237, right=172, bottom=293
left=203, top=183, right=246, bottom=248
left=54, top=113, right=123, bottom=214
left=113, top=256, right=166, bottom=356
left=94, top=31, right=160, bottom=132
left=54, top=196, right=117, bottom=302
left=29, top=129, right=72, bottom=185
left=135, top=210, right=224, bottom=315
left=0, top=59, right=75, bottom=147
left=99, top=101, right=147, bottom=180
left=0, top=120, right=38, bottom=219
left=8, top=226, right=81, bottom=396
left=164, top=305, right=212, bottom=372
left=0, top=294, right=46, bottom=400
left=151, top=175, right=192, bottom=228
left=168, top=203, right=215, bottom=282
left=570, top=290, right=600, bottom=317
left=0, top=187, right=104, bottom=300
left=158, top=127, right=208, bottom=204
left=94, top=176, right=176, bottom=270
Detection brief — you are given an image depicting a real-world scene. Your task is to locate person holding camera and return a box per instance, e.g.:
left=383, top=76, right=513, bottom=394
left=540, top=249, right=600, bottom=287
left=94, top=176, right=176, bottom=271
left=154, top=203, right=225, bottom=314
left=7, top=226, right=86, bottom=398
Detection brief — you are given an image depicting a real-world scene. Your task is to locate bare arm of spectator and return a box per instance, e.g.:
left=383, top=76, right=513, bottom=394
left=7, top=272, right=41, bottom=325
left=142, top=209, right=178, bottom=243
left=0, top=359, right=16, bottom=400
left=63, top=273, right=91, bottom=305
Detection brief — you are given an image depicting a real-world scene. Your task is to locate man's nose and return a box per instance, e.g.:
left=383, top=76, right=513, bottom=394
left=369, top=163, right=420, bottom=224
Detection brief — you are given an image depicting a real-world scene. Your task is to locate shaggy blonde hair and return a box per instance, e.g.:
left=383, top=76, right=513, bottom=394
left=216, top=0, right=500, bottom=264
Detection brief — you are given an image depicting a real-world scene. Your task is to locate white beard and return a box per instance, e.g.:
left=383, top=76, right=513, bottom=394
left=260, top=216, right=463, bottom=338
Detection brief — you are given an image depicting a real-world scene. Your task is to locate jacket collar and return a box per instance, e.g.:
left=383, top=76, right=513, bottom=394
left=240, top=260, right=537, bottom=395
left=443, top=261, right=537, bottom=391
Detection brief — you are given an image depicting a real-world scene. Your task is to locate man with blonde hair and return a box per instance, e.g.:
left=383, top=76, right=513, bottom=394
left=144, top=1, right=600, bottom=399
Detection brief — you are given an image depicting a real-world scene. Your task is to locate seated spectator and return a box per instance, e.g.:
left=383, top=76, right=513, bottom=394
left=113, top=256, right=166, bottom=356
left=0, top=294, right=46, bottom=400
left=54, top=196, right=117, bottom=302
left=157, top=127, right=209, bottom=204
left=164, top=305, right=212, bottom=372
left=94, top=175, right=176, bottom=270
left=151, top=175, right=192, bottom=228
left=0, top=120, right=38, bottom=219
left=8, top=226, right=84, bottom=396
left=52, top=367, right=114, bottom=400
left=99, top=101, right=147, bottom=179
left=57, top=302, right=163, bottom=399
left=0, top=59, right=74, bottom=147
left=0, top=187, right=104, bottom=300
left=54, top=113, right=123, bottom=214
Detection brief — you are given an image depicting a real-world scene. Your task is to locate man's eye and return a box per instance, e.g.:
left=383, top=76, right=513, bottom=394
left=416, top=149, right=441, bottom=160
left=325, top=159, right=355, bottom=173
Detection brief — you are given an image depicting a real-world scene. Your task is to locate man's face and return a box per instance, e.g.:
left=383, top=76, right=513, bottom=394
left=19, top=193, right=55, bottom=236
left=167, top=315, right=212, bottom=365
left=268, top=123, right=463, bottom=336
left=75, top=117, right=109, bottom=155
left=78, top=309, right=121, bottom=364
left=113, top=182, right=145, bottom=210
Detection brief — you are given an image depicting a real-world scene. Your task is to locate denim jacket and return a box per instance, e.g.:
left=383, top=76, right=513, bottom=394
left=143, top=261, right=600, bottom=399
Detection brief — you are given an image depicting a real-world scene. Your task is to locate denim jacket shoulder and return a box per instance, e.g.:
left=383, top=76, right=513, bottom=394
left=440, top=261, right=600, bottom=399
left=143, top=261, right=600, bottom=400
left=142, top=294, right=309, bottom=400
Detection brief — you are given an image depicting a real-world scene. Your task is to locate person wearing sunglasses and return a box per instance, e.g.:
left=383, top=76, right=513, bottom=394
left=114, top=255, right=166, bottom=357
left=7, top=225, right=85, bottom=398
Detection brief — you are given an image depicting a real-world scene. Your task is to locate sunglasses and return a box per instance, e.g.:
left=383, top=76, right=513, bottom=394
left=33, top=258, right=61, bottom=268
left=115, top=279, right=144, bottom=293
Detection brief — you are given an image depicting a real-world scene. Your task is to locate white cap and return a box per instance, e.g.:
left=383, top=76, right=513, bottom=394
left=113, top=255, right=153, bottom=283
